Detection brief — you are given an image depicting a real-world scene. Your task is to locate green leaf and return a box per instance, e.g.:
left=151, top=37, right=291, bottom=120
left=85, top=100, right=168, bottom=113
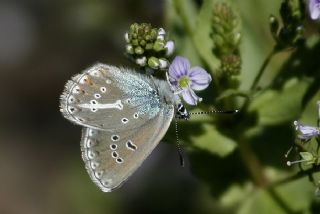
left=299, top=152, right=314, bottom=162
left=190, top=123, right=237, bottom=157
left=248, top=78, right=310, bottom=125
left=216, top=88, right=250, bottom=101
left=172, top=0, right=198, bottom=32
left=238, top=180, right=313, bottom=214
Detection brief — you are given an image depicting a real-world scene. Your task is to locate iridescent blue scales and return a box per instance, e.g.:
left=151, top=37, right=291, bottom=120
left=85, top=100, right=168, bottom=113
left=60, top=63, right=188, bottom=191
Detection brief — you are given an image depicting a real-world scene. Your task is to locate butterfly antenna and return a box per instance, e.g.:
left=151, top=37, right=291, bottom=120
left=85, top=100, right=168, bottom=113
left=189, top=109, right=239, bottom=116
left=284, top=146, right=293, bottom=158
left=175, top=119, right=185, bottom=167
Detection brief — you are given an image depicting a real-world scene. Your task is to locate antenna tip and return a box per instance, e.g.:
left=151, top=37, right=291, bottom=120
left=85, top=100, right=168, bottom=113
left=234, top=109, right=240, bottom=113
left=287, top=161, right=292, bottom=166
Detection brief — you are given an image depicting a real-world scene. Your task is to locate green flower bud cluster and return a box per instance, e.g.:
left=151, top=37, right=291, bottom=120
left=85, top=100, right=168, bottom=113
left=220, top=54, right=241, bottom=76
left=125, top=23, right=175, bottom=70
left=269, top=0, right=305, bottom=49
left=211, top=2, right=242, bottom=78
left=211, top=3, right=241, bottom=57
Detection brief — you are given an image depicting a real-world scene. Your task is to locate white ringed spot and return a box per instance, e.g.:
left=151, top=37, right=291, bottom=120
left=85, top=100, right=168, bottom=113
left=126, top=140, right=137, bottom=151
left=94, top=93, right=101, bottom=99
left=110, top=144, right=117, bottom=150
left=111, top=135, right=120, bottom=141
left=90, top=161, right=100, bottom=169
left=111, top=151, right=118, bottom=158
left=116, top=158, right=124, bottom=164
left=95, top=170, right=104, bottom=179
left=100, top=87, right=107, bottom=93
left=121, top=118, right=129, bottom=124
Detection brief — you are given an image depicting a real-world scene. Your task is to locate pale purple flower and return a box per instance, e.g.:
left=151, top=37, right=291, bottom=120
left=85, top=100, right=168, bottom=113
left=294, top=120, right=320, bottom=141
left=308, top=0, right=320, bottom=20
left=167, top=56, right=212, bottom=105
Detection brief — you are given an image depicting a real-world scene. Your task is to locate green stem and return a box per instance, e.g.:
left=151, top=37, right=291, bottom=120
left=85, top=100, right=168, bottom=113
left=268, top=166, right=320, bottom=189
left=238, top=137, right=269, bottom=187
left=250, top=47, right=278, bottom=91
left=267, top=188, right=298, bottom=214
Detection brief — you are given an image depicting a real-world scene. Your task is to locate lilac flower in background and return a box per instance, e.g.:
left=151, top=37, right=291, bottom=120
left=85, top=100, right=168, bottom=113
left=294, top=120, right=320, bottom=141
left=167, top=56, right=212, bottom=105
left=308, top=0, right=320, bottom=20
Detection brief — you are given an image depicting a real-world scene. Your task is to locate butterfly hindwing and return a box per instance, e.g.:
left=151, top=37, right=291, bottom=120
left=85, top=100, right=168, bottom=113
left=80, top=107, right=174, bottom=192
left=60, top=63, right=162, bottom=132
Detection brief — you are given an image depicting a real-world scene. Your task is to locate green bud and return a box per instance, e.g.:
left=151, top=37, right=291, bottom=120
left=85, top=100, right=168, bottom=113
left=132, top=39, right=138, bottom=46
left=212, top=35, right=225, bottom=49
left=124, top=23, right=175, bottom=71
left=150, top=29, right=158, bottom=39
left=145, top=43, right=153, bottom=50
left=300, top=152, right=314, bottom=162
left=145, top=35, right=151, bottom=41
left=269, top=15, right=279, bottom=37
left=211, top=2, right=241, bottom=57
left=126, top=44, right=134, bottom=54
left=232, top=33, right=241, bottom=47
left=132, top=33, right=138, bottom=39
left=276, top=0, right=305, bottom=48
left=134, top=46, right=144, bottom=55
left=221, top=54, right=241, bottom=76
left=148, top=57, right=160, bottom=69
left=153, top=40, right=165, bottom=52
left=140, top=40, right=146, bottom=46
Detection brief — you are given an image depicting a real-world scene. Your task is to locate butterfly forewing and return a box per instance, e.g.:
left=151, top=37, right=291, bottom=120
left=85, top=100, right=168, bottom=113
left=60, top=63, right=162, bottom=131
left=81, top=107, right=174, bottom=192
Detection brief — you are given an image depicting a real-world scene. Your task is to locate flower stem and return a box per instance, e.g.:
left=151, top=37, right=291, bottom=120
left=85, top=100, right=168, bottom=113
left=238, top=137, right=269, bottom=187
left=250, top=47, right=278, bottom=91
left=268, top=165, right=320, bottom=189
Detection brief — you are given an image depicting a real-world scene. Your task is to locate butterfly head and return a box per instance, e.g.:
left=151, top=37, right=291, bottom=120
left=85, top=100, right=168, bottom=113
left=175, top=103, right=190, bottom=120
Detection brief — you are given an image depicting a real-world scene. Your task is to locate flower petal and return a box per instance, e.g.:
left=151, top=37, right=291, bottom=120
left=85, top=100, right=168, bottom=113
left=294, top=121, right=320, bottom=140
left=189, top=67, right=212, bottom=91
left=168, top=56, right=190, bottom=79
left=309, top=0, right=320, bottom=20
left=181, top=88, right=201, bottom=105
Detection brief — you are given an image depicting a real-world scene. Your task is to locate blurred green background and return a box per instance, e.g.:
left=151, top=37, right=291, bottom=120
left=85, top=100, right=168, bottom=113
left=0, top=0, right=319, bottom=213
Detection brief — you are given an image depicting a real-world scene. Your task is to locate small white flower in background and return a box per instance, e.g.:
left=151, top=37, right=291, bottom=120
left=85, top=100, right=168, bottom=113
left=294, top=120, right=320, bottom=141
left=167, top=56, right=212, bottom=105
left=308, top=0, right=320, bottom=20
